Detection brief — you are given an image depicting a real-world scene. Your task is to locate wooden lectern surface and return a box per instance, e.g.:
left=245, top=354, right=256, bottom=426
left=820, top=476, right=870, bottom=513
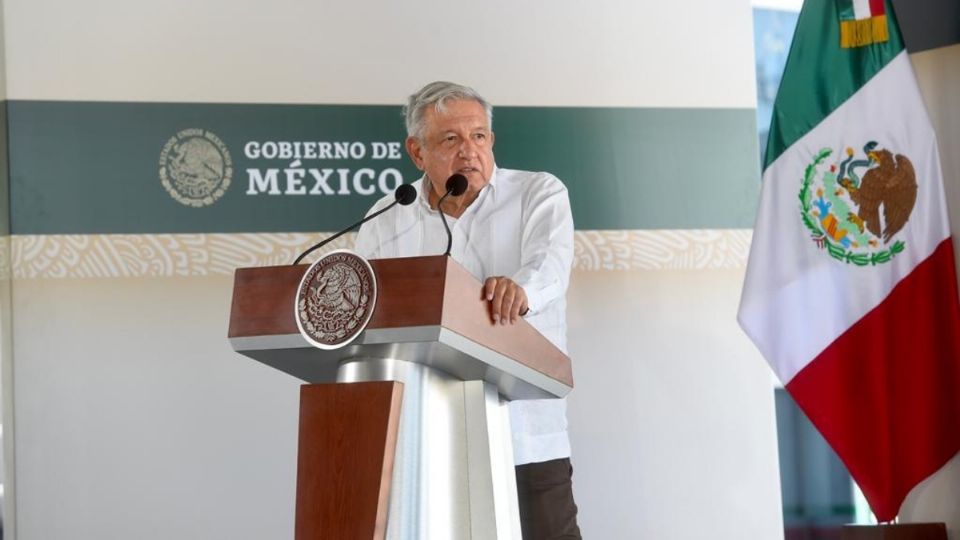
left=228, top=256, right=573, bottom=388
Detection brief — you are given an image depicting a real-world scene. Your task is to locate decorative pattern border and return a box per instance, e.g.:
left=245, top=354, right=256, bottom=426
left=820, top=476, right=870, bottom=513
left=9, top=230, right=752, bottom=279
left=0, top=237, right=8, bottom=280
left=573, top=230, right=751, bottom=271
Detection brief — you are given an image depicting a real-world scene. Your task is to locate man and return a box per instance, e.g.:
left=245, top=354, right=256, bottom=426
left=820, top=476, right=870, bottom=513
left=355, top=81, right=580, bottom=539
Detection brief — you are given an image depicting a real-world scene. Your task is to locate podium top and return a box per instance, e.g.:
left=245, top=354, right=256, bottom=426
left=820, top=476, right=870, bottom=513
left=228, top=255, right=573, bottom=400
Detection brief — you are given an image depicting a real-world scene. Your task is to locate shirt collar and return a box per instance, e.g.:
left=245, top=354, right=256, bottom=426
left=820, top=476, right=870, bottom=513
left=417, top=165, right=499, bottom=214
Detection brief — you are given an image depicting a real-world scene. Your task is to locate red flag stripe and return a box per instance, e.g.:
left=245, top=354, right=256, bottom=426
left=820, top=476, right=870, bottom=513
left=869, top=0, right=886, bottom=16
left=786, top=237, right=960, bottom=521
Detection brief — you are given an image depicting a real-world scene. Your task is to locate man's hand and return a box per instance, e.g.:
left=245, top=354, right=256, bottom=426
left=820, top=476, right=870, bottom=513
left=483, top=276, right=528, bottom=325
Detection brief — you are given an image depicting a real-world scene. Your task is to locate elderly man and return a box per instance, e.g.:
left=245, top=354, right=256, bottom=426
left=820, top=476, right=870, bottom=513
left=355, top=81, right=580, bottom=539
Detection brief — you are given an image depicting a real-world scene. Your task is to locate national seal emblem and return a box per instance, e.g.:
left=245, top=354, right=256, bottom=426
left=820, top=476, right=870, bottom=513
left=295, top=250, right=377, bottom=350
left=799, top=141, right=917, bottom=265
left=159, top=129, right=233, bottom=207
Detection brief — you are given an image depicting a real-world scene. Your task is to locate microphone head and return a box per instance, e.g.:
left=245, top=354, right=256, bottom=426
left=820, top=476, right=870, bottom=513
left=394, top=184, right=417, bottom=205
left=446, top=174, right=468, bottom=197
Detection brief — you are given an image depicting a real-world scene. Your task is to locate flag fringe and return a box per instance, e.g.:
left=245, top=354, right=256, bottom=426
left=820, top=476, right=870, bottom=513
left=840, top=15, right=889, bottom=48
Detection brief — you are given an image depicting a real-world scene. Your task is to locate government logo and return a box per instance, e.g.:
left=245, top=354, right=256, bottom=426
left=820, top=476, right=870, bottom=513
left=296, top=250, right=377, bottom=350
left=800, top=141, right=917, bottom=265
left=159, top=129, right=233, bottom=207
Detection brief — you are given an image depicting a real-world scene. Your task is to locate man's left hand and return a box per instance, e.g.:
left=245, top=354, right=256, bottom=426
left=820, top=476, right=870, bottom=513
left=483, top=276, right=528, bottom=325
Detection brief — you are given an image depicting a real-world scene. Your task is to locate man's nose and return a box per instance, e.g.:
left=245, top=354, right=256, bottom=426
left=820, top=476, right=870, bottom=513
left=458, top=139, right=478, bottom=158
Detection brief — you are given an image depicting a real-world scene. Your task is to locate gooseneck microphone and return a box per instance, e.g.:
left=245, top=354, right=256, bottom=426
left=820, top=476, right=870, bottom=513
left=292, top=183, right=417, bottom=265
left=437, top=174, right=468, bottom=257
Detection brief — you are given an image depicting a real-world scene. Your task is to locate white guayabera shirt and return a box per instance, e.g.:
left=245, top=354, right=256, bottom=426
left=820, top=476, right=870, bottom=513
left=355, top=166, right=575, bottom=466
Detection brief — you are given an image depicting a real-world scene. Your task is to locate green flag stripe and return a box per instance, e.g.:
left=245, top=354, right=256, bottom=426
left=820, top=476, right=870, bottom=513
left=762, top=0, right=904, bottom=171
left=837, top=0, right=855, bottom=21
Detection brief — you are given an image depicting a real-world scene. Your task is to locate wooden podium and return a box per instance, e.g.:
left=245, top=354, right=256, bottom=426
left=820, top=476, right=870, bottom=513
left=228, top=256, right=573, bottom=539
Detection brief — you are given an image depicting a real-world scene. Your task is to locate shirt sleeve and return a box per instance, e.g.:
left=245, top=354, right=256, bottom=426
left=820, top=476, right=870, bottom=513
left=510, top=175, right=575, bottom=315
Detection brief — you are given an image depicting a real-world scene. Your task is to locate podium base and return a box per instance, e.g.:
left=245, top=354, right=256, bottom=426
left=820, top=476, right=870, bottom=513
left=295, top=381, right=403, bottom=540
left=842, top=524, right=948, bottom=540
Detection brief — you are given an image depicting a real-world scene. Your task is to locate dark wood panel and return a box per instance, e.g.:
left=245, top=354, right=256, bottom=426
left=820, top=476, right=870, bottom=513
left=228, top=265, right=305, bottom=338
left=439, top=258, right=574, bottom=387
left=229, top=258, right=448, bottom=338
left=295, top=382, right=403, bottom=540
left=367, top=256, right=447, bottom=328
left=842, top=524, right=948, bottom=540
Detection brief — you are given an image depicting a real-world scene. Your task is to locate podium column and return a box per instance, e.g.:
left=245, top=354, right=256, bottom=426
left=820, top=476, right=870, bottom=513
left=338, top=357, right=521, bottom=539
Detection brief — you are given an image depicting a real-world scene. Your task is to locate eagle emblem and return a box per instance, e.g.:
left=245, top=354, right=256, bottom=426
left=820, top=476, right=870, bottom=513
left=159, top=129, right=233, bottom=207
left=799, top=141, right=917, bottom=265
left=295, top=250, right=377, bottom=349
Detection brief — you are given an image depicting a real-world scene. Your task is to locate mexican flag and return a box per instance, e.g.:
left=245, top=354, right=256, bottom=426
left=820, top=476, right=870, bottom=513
left=738, top=0, right=960, bottom=522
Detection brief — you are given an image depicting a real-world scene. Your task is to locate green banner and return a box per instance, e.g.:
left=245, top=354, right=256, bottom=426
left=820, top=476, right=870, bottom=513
left=8, top=101, right=759, bottom=234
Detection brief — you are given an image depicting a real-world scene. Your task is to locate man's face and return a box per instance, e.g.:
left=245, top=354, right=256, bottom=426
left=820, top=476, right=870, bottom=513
left=406, top=99, right=495, bottom=199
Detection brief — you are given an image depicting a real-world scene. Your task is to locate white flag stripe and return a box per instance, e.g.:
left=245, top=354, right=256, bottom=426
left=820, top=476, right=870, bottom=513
left=739, top=52, right=949, bottom=383
left=852, top=0, right=872, bottom=19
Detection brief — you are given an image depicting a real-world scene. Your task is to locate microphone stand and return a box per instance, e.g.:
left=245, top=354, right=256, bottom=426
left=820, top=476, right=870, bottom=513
left=436, top=174, right=468, bottom=257
left=437, top=189, right=455, bottom=257
left=291, top=184, right=416, bottom=265
left=292, top=201, right=400, bottom=265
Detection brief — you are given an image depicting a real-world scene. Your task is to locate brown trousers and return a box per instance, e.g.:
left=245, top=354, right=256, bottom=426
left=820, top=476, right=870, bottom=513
left=515, top=458, right=582, bottom=540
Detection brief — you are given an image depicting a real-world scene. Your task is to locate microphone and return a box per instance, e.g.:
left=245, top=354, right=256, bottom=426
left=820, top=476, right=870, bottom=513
left=292, top=184, right=417, bottom=265
left=437, top=174, right=468, bottom=257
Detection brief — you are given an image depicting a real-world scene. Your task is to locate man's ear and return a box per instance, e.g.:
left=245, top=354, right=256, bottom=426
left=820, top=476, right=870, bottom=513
left=406, top=136, right=424, bottom=170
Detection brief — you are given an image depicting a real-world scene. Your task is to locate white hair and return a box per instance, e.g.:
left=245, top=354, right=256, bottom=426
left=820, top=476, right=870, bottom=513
left=403, top=81, right=493, bottom=141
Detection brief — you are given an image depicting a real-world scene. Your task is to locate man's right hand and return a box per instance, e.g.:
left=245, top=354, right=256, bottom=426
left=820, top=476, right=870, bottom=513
left=483, top=276, right=529, bottom=325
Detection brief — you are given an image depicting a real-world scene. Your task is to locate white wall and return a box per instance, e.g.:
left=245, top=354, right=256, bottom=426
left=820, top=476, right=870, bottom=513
left=9, top=260, right=784, bottom=540
left=2, top=0, right=756, bottom=108
left=566, top=269, right=781, bottom=539
left=12, top=277, right=300, bottom=539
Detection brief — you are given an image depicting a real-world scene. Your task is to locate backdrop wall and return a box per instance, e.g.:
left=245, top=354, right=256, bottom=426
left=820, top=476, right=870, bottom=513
left=0, top=1, right=786, bottom=539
